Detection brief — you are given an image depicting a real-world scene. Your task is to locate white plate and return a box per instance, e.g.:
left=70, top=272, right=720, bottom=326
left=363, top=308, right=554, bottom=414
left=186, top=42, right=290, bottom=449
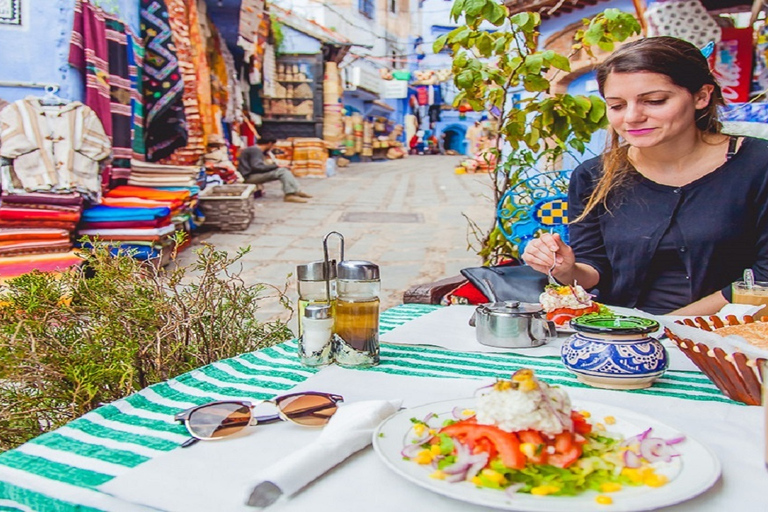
left=373, top=398, right=720, bottom=512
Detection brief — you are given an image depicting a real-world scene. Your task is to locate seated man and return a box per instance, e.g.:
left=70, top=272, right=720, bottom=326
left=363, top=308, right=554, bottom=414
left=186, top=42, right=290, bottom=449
left=237, top=138, right=312, bottom=203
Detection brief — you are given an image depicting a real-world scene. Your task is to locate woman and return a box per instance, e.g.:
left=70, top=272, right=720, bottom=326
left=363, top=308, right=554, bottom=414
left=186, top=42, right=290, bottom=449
left=522, top=36, right=768, bottom=315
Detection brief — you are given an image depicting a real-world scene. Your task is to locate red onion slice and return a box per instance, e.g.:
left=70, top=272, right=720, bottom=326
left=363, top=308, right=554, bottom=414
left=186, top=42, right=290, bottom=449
left=505, top=483, right=525, bottom=497
left=639, top=437, right=673, bottom=463
left=401, top=444, right=423, bottom=458
left=665, top=435, right=686, bottom=445
left=623, top=449, right=642, bottom=468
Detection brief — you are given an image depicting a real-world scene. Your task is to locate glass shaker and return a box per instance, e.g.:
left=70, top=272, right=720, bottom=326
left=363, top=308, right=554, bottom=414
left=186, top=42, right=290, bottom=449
left=334, top=260, right=380, bottom=368
left=296, top=260, right=336, bottom=337
left=299, top=304, right=333, bottom=366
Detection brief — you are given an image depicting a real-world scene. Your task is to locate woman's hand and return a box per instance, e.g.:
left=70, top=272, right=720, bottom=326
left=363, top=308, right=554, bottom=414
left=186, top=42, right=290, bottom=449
left=522, top=233, right=576, bottom=281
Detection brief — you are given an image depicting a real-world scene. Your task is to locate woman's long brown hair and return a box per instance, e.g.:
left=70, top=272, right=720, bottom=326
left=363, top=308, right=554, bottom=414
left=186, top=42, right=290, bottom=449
left=574, top=36, right=725, bottom=222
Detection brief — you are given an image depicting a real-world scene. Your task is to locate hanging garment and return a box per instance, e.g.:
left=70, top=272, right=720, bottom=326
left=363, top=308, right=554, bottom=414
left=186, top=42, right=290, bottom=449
left=416, top=86, right=428, bottom=106
left=68, top=0, right=111, bottom=135
left=428, top=104, right=442, bottom=123
left=0, top=99, right=111, bottom=198
left=104, top=16, right=134, bottom=179
left=644, top=0, right=721, bottom=49
left=127, top=30, right=146, bottom=162
left=160, top=0, right=206, bottom=165
left=139, top=0, right=187, bottom=162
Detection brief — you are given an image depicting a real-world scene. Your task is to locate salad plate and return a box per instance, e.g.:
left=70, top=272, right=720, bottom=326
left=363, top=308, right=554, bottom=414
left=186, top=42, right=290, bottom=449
left=372, top=398, right=720, bottom=512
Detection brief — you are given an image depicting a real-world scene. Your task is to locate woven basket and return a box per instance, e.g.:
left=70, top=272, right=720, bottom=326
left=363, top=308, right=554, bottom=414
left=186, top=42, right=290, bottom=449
left=665, top=315, right=767, bottom=405
left=198, top=184, right=256, bottom=231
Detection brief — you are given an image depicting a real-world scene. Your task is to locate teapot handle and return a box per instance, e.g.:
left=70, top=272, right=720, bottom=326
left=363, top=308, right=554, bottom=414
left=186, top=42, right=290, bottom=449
left=533, top=318, right=557, bottom=343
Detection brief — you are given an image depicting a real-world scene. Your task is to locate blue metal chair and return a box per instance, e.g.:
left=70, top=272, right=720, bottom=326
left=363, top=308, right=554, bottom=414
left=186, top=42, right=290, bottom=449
left=497, top=170, right=573, bottom=257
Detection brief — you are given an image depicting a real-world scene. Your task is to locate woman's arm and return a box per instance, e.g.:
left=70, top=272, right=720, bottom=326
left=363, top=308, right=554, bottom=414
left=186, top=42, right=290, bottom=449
left=669, top=290, right=728, bottom=316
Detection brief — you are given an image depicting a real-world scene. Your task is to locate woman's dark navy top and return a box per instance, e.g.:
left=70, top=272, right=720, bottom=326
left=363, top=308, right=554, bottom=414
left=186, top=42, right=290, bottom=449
left=568, top=136, right=768, bottom=313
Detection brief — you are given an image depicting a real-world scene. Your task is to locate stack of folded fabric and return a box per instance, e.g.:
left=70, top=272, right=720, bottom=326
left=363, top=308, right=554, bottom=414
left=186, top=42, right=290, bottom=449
left=0, top=192, right=84, bottom=279
left=76, top=203, right=175, bottom=262
left=128, top=160, right=202, bottom=188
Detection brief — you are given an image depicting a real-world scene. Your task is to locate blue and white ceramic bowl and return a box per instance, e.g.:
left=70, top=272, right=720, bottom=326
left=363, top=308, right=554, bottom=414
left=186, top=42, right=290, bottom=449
left=561, top=315, right=668, bottom=390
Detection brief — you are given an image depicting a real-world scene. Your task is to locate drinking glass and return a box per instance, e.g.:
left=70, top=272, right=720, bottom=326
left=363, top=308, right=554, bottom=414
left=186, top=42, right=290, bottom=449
left=731, top=281, right=768, bottom=320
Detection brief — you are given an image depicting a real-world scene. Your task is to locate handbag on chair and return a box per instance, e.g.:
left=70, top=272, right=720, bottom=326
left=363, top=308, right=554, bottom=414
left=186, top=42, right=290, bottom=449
left=460, top=263, right=548, bottom=304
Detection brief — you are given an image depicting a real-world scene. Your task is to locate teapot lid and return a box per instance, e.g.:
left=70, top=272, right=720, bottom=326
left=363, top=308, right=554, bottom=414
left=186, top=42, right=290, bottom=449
left=570, top=315, right=659, bottom=335
left=477, top=301, right=544, bottom=316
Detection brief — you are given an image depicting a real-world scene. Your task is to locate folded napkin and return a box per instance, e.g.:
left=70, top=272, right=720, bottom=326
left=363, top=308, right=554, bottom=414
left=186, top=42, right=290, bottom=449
left=244, top=399, right=402, bottom=508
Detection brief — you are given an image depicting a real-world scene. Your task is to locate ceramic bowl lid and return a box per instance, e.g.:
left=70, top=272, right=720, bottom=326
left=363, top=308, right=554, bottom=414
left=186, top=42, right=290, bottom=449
left=570, top=315, right=659, bottom=335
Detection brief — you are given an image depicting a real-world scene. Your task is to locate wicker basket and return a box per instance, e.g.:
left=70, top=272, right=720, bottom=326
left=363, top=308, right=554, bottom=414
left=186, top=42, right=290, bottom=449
left=665, top=315, right=767, bottom=405
left=198, top=184, right=256, bottom=231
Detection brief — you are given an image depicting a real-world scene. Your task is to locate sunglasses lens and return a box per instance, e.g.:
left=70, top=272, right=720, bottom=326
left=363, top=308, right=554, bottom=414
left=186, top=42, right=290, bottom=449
left=188, top=402, right=251, bottom=439
left=278, top=394, right=338, bottom=426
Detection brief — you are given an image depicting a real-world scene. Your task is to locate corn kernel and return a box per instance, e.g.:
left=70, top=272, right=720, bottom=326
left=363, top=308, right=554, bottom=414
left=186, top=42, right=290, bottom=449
left=520, top=443, right=536, bottom=459
left=518, top=379, right=537, bottom=391
left=480, top=469, right=507, bottom=485
left=413, top=423, right=426, bottom=436
left=604, top=415, right=616, bottom=425
left=462, top=409, right=475, bottom=416
left=471, top=476, right=483, bottom=486
left=599, top=482, right=622, bottom=493
left=643, top=472, right=669, bottom=487
left=595, top=495, right=613, bottom=505
left=430, top=444, right=442, bottom=455
left=430, top=470, right=446, bottom=480
left=595, top=422, right=606, bottom=431
left=579, top=410, right=591, bottom=418
left=530, top=485, right=560, bottom=496
left=494, top=380, right=512, bottom=391
left=621, top=468, right=642, bottom=484
left=414, top=450, right=434, bottom=464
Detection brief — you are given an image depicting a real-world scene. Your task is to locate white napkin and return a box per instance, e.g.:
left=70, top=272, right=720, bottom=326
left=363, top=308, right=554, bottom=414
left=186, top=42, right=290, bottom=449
left=244, top=399, right=402, bottom=508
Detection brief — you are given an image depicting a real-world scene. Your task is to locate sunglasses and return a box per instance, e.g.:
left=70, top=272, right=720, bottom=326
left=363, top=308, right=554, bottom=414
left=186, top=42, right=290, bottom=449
left=175, top=392, right=344, bottom=448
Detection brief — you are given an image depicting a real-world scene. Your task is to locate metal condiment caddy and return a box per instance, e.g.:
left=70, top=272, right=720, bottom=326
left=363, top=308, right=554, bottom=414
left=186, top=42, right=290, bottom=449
left=295, top=231, right=381, bottom=368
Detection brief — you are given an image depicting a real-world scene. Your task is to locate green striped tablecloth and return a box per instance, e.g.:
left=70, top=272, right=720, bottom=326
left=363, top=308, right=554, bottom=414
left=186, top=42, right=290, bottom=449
left=0, top=304, right=734, bottom=511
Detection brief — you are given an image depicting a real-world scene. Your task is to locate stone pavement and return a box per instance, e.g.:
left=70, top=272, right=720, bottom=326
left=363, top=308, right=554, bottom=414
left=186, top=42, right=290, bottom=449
left=175, top=155, right=494, bottom=331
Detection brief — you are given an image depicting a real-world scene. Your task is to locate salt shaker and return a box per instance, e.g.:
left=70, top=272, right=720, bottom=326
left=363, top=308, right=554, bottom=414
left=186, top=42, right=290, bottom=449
left=296, top=260, right=336, bottom=336
left=299, top=304, right=333, bottom=366
left=334, top=260, right=380, bottom=368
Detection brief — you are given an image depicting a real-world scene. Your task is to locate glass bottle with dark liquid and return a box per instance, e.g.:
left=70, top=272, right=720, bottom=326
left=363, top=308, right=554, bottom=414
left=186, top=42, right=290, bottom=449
left=334, top=260, right=380, bottom=368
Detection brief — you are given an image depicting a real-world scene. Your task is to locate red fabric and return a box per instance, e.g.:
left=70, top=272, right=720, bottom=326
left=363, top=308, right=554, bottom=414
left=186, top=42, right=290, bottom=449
left=0, top=208, right=80, bottom=222
left=416, top=86, right=428, bottom=106
left=449, top=281, right=489, bottom=305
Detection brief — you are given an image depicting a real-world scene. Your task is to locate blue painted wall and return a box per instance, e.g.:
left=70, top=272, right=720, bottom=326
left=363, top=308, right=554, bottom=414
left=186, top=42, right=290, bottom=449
left=0, top=0, right=139, bottom=104
left=280, top=26, right=322, bottom=55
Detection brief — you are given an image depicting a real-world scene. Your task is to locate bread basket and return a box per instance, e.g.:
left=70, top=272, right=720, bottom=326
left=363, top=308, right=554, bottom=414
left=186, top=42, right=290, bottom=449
left=664, top=315, right=767, bottom=405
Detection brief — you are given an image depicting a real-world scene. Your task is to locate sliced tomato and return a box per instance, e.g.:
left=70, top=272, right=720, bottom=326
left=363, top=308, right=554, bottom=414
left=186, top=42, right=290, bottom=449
left=570, top=410, right=592, bottom=435
left=546, top=303, right=600, bottom=325
left=548, top=445, right=582, bottom=468
left=440, top=422, right=525, bottom=469
left=554, top=431, right=574, bottom=454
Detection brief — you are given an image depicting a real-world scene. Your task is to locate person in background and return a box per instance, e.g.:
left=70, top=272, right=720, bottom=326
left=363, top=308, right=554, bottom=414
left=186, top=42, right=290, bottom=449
left=237, top=138, right=312, bottom=203
left=465, top=121, right=481, bottom=157
left=522, top=36, right=768, bottom=315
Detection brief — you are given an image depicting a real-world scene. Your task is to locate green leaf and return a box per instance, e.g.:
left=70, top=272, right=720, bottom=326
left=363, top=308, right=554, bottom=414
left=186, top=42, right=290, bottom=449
left=488, top=2, right=507, bottom=25
left=604, top=8, right=620, bottom=20
left=524, top=54, right=544, bottom=74
left=597, top=40, right=614, bottom=52
left=573, top=95, right=592, bottom=114
left=583, top=26, right=602, bottom=46
left=450, top=0, right=466, bottom=21
left=523, top=74, right=549, bottom=92
left=588, top=95, right=606, bottom=123
left=511, top=12, right=530, bottom=29
left=433, top=35, right=448, bottom=54
left=465, top=0, right=486, bottom=17
left=456, top=70, right=475, bottom=89
left=549, top=53, right=571, bottom=72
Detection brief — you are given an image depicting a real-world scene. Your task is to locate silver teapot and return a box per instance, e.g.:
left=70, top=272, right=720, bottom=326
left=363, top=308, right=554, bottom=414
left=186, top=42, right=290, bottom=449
left=473, top=301, right=556, bottom=348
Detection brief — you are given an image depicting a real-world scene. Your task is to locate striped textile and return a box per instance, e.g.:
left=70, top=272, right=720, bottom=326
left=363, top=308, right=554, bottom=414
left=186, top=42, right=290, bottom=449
left=0, top=304, right=734, bottom=511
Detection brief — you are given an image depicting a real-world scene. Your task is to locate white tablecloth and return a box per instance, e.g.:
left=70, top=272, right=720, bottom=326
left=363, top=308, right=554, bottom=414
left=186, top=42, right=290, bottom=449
left=100, top=366, right=765, bottom=512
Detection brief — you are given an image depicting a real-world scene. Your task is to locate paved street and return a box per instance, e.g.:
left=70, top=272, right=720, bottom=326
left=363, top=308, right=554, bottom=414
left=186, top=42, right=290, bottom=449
left=176, top=155, right=494, bottom=331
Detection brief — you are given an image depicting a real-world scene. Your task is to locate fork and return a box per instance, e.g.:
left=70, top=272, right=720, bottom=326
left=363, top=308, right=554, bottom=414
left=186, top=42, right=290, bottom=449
left=547, top=250, right=558, bottom=285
